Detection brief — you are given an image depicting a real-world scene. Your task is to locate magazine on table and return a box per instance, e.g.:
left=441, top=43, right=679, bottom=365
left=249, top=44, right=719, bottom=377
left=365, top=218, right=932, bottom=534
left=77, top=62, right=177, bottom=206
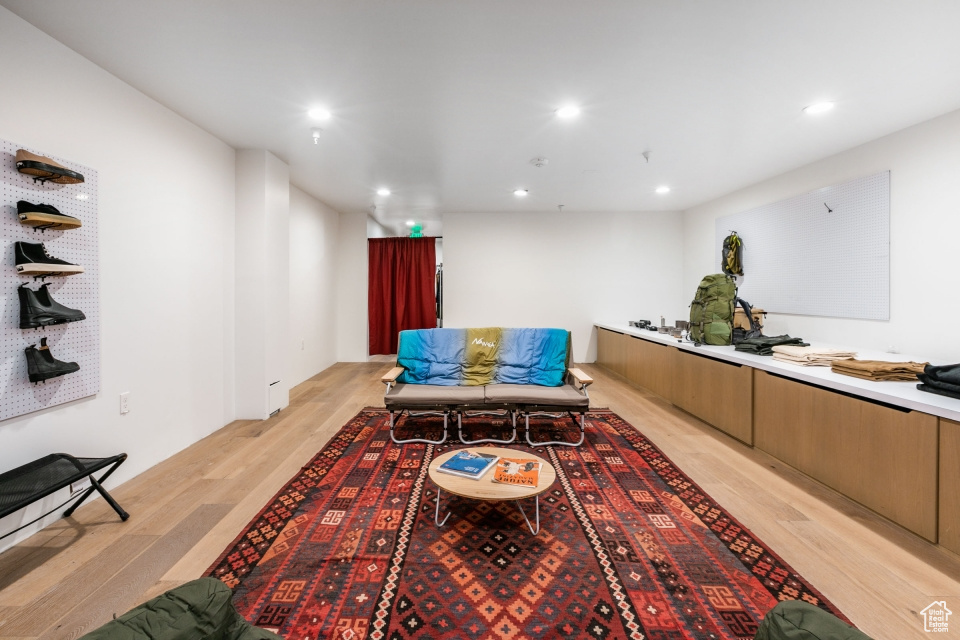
left=436, top=450, right=499, bottom=479
left=492, top=457, right=542, bottom=487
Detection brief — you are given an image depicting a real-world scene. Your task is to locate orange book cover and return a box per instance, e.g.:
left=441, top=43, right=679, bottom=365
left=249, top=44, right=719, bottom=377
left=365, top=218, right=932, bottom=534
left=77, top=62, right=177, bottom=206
left=492, top=457, right=541, bottom=487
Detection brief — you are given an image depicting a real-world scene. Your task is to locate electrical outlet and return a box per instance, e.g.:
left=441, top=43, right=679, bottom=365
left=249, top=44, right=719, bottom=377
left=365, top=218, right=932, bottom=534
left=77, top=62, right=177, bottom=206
left=70, top=477, right=91, bottom=495
left=120, top=391, right=130, bottom=414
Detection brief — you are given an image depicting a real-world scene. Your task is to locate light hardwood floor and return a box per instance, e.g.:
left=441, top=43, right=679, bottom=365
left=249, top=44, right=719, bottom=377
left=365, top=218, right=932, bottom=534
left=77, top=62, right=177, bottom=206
left=0, top=362, right=957, bottom=639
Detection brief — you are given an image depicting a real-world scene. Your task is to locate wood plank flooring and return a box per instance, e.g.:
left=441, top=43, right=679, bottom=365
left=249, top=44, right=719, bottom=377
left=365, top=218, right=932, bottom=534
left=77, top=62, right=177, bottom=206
left=0, top=361, right=957, bottom=639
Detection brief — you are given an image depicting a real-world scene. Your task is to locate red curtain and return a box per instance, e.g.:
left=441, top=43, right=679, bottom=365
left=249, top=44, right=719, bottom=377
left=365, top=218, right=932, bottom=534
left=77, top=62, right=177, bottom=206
left=368, top=237, right=437, bottom=355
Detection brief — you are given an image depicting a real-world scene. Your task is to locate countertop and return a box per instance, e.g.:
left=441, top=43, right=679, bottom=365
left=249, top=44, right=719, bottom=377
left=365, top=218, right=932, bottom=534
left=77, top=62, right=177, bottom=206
left=595, top=321, right=960, bottom=423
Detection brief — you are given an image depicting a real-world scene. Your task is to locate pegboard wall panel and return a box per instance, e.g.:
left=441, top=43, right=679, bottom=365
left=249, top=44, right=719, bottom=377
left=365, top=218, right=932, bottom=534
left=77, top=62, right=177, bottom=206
left=1, top=139, right=99, bottom=422
left=715, top=171, right=890, bottom=320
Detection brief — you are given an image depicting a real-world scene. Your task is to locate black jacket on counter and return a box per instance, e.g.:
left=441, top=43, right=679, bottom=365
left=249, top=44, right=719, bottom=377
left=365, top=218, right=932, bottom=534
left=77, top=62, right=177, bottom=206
left=917, top=363, right=960, bottom=400
left=734, top=335, right=809, bottom=356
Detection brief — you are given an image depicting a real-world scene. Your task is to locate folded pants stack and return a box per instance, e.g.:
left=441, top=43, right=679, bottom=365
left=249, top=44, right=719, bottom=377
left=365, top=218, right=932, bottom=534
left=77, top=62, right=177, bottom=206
left=917, top=363, right=960, bottom=399
left=734, top=335, right=808, bottom=356
left=771, top=345, right=857, bottom=366
left=831, top=359, right=928, bottom=381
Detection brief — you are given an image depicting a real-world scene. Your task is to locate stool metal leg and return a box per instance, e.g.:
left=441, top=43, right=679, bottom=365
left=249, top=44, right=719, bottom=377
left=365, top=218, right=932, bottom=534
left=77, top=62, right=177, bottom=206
left=515, top=496, right=540, bottom=535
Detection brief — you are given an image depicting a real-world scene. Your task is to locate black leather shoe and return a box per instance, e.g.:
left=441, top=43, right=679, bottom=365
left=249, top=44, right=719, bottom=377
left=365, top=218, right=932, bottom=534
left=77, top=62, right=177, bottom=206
left=17, top=200, right=82, bottom=231
left=15, top=149, right=85, bottom=184
left=18, top=284, right=86, bottom=328
left=14, top=242, right=84, bottom=276
left=24, top=337, right=80, bottom=383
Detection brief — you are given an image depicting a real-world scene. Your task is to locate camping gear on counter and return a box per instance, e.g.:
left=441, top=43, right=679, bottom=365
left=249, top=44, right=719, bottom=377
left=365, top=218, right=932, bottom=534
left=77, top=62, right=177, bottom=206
left=735, top=335, right=809, bottom=356
left=832, top=359, right=928, bottom=381
left=773, top=345, right=858, bottom=367
left=689, top=274, right=737, bottom=345
left=731, top=298, right=763, bottom=345
left=917, top=363, right=960, bottom=399
left=721, top=231, right=744, bottom=276
left=733, top=304, right=765, bottom=331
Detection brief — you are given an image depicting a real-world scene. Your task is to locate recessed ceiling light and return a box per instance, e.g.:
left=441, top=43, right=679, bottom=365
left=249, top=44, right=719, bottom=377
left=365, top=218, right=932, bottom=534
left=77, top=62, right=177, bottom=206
left=308, top=107, right=332, bottom=121
left=377, top=188, right=391, bottom=196
left=655, top=186, right=671, bottom=194
left=406, top=220, right=416, bottom=226
left=513, top=189, right=529, bottom=197
left=556, top=105, right=581, bottom=119
left=803, top=102, right=834, bottom=115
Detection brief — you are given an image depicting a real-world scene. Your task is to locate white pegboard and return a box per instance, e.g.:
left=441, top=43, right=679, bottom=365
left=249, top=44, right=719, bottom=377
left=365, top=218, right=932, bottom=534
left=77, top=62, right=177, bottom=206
left=0, top=140, right=99, bottom=422
left=716, top=171, right=890, bottom=320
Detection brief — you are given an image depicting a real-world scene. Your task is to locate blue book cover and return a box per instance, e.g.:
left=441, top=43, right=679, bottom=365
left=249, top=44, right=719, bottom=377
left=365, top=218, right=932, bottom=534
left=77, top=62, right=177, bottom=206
left=437, top=450, right=498, bottom=479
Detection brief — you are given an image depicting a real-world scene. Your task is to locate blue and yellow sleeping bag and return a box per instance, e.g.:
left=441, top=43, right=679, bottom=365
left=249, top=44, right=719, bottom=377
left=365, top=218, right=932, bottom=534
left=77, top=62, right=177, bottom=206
left=396, top=328, right=570, bottom=387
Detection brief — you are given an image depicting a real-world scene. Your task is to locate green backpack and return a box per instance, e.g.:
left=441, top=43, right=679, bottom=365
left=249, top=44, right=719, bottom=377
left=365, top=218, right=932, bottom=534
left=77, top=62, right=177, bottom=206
left=689, top=274, right=737, bottom=345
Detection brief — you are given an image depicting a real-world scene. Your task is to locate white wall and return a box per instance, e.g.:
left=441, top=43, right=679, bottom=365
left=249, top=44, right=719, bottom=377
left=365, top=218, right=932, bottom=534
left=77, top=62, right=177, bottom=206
left=289, top=187, right=339, bottom=385
left=234, top=150, right=290, bottom=418
left=0, top=8, right=236, bottom=545
left=684, top=107, right=960, bottom=363
left=443, top=212, right=686, bottom=362
left=336, top=212, right=369, bottom=361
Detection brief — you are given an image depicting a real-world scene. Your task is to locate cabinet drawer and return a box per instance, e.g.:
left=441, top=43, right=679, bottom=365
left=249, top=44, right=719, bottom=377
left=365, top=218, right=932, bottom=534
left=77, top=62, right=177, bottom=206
left=674, top=350, right=753, bottom=445
left=754, top=369, right=938, bottom=541
left=941, top=419, right=960, bottom=553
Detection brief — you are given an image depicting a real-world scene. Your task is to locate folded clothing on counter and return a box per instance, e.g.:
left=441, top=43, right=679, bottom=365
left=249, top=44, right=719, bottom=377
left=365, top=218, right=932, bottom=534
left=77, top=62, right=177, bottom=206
left=771, top=345, right=858, bottom=366
left=830, top=359, right=928, bottom=381
left=917, top=363, right=960, bottom=400
left=734, top=335, right=809, bottom=356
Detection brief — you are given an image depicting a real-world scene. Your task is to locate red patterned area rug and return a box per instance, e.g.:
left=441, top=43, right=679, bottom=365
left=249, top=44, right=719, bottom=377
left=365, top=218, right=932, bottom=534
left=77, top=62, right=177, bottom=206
left=207, top=409, right=844, bottom=640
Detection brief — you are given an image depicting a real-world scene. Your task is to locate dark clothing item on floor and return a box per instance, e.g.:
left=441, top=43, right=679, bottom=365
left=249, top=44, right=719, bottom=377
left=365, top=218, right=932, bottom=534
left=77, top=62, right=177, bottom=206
left=734, top=335, right=809, bottom=356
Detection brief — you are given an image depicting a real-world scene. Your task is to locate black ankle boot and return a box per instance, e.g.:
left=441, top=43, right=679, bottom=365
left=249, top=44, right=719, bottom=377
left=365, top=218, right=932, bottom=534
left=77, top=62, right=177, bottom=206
left=19, top=284, right=86, bottom=329
left=24, top=337, right=80, bottom=383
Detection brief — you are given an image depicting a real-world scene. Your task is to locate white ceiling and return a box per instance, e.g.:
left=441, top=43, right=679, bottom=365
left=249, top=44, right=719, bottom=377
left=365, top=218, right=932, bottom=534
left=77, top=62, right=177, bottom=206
left=4, top=1, right=960, bottom=236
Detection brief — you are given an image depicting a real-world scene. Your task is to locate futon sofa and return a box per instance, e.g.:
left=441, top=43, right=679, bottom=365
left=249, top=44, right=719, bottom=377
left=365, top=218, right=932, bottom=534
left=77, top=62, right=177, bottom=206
left=381, top=327, right=593, bottom=446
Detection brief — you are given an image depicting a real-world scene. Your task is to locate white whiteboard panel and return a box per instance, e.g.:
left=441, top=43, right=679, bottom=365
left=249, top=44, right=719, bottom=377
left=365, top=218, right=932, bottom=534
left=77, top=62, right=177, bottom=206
left=715, top=171, right=889, bottom=320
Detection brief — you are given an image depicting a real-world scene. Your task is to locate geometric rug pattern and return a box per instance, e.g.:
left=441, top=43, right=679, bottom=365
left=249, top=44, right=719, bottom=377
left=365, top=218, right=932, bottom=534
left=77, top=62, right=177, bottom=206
left=207, top=409, right=845, bottom=639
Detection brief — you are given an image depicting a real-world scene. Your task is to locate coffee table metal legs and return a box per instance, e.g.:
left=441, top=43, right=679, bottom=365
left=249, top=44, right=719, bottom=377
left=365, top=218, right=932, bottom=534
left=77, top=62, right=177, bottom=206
left=435, top=488, right=451, bottom=527
left=433, top=488, right=540, bottom=535
left=515, top=497, right=540, bottom=535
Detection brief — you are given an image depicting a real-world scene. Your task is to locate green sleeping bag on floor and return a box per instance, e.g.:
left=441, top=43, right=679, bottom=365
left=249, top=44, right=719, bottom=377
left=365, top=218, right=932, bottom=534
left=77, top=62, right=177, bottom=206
left=755, top=601, right=872, bottom=640
left=79, top=577, right=280, bottom=640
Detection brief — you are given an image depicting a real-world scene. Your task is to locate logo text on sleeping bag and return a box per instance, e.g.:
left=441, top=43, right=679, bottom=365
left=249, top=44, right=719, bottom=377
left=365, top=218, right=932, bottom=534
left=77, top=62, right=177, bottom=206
left=472, top=338, right=496, bottom=348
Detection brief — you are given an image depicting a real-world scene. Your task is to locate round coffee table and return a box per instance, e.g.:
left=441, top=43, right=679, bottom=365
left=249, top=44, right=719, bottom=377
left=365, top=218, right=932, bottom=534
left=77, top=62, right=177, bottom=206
left=428, top=446, right=556, bottom=535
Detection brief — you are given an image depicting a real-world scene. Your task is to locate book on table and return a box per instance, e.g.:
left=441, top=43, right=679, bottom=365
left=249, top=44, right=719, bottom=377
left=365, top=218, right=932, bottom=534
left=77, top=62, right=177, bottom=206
left=436, top=450, right=499, bottom=479
left=491, top=457, right=542, bottom=487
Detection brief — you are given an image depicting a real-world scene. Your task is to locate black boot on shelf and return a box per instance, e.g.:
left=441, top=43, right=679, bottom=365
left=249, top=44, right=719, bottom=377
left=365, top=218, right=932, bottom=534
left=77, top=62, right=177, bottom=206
left=14, top=241, right=84, bottom=276
left=17, top=200, right=82, bottom=231
left=18, top=284, right=86, bottom=329
left=24, top=338, right=80, bottom=384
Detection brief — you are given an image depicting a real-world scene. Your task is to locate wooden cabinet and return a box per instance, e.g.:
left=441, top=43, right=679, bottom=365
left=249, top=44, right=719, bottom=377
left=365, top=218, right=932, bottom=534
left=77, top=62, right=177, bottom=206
left=754, top=369, right=938, bottom=542
left=674, top=351, right=753, bottom=445
left=596, top=328, right=626, bottom=376
left=941, top=419, right=960, bottom=553
left=624, top=335, right=678, bottom=402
